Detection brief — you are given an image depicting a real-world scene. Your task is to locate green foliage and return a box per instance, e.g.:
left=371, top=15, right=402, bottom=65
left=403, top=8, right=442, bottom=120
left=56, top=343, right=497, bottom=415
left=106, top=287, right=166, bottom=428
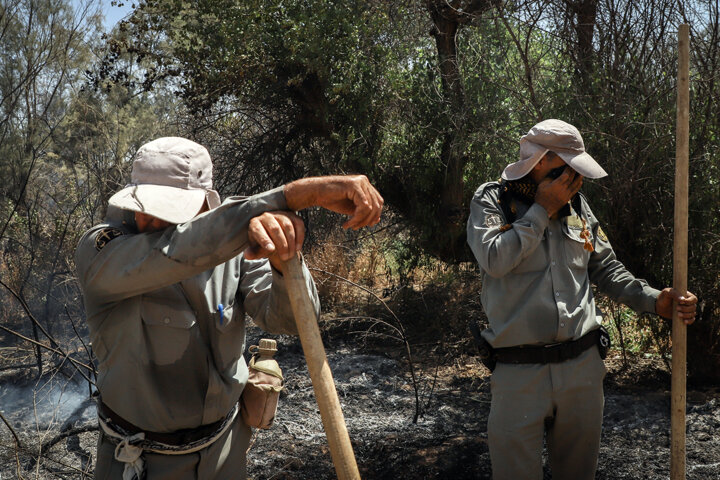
left=98, top=1, right=503, bottom=260
left=0, top=0, right=180, bottom=350
left=2, top=0, right=719, bottom=381
left=90, top=0, right=720, bottom=379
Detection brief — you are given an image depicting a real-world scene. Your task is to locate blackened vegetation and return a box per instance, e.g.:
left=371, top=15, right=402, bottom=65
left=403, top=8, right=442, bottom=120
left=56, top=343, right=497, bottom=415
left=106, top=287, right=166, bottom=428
left=1, top=315, right=720, bottom=478
left=247, top=325, right=720, bottom=480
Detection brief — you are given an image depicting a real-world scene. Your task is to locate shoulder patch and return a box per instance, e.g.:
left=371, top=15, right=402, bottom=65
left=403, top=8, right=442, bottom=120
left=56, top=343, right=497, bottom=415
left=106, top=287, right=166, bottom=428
left=597, top=226, right=608, bottom=242
left=484, top=214, right=504, bottom=228
left=95, top=227, right=124, bottom=251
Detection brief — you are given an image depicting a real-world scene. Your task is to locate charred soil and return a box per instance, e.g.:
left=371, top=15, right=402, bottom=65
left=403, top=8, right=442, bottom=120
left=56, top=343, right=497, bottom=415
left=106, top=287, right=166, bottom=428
left=1, top=323, right=719, bottom=479
left=243, top=328, right=720, bottom=480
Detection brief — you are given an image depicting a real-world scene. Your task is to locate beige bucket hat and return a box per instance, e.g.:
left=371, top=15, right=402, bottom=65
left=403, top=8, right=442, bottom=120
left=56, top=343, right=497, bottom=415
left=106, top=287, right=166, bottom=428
left=502, top=119, right=608, bottom=181
left=108, top=137, right=222, bottom=224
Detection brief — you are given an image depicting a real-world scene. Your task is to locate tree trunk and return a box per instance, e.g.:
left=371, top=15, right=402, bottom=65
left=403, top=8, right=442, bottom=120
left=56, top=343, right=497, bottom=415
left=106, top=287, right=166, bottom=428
left=566, top=0, right=598, bottom=84
left=429, top=4, right=465, bottom=261
left=427, top=0, right=497, bottom=261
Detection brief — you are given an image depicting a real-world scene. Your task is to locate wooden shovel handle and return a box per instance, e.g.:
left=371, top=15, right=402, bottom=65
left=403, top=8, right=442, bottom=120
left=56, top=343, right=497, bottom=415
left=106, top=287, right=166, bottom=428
left=282, top=254, right=361, bottom=480
left=671, top=23, right=690, bottom=480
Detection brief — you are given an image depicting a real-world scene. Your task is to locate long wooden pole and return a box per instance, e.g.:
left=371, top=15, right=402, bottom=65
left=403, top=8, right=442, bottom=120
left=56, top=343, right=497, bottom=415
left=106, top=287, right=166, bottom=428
left=671, top=23, right=690, bottom=480
left=283, top=254, right=361, bottom=480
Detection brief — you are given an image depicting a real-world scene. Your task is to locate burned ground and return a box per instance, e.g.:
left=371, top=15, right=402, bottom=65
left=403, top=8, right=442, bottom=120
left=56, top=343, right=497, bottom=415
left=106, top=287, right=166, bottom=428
left=2, top=321, right=718, bottom=480
left=243, top=329, right=720, bottom=480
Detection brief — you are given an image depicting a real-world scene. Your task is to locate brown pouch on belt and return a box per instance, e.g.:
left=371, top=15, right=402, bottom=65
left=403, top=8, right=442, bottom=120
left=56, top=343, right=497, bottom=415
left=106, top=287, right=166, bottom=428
left=241, top=339, right=284, bottom=429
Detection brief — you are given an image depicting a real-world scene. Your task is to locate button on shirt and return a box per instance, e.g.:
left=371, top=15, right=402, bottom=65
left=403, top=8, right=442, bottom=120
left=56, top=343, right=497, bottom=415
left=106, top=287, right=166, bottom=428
left=75, top=187, right=320, bottom=432
left=467, top=182, right=659, bottom=348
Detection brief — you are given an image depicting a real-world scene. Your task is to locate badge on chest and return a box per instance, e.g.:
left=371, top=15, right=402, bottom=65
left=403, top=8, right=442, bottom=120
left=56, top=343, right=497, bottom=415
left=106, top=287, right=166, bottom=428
left=565, top=215, right=584, bottom=231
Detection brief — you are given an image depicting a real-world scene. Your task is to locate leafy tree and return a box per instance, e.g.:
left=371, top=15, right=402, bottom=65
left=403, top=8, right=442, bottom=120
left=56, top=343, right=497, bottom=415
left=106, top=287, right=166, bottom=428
left=0, top=0, right=104, bottom=374
left=94, top=0, right=505, bottom=261
left=94, top=0, right=720, bottom=379
left=0, top=0, right=180, bottom=377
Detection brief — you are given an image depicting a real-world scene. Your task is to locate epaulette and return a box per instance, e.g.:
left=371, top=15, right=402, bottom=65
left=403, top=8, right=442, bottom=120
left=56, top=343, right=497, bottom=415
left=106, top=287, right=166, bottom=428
left=473, top=181, right=502, bottom=198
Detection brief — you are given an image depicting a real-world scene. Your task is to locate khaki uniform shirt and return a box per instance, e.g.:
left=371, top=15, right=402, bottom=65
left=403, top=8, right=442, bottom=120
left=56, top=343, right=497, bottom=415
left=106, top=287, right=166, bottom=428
left=467, top=182, right=659, bottom=348
left=75, top=187, right=319, bottom=432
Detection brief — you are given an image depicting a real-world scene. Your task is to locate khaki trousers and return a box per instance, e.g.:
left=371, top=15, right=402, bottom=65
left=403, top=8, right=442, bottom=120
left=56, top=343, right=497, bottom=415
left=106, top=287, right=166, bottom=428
left=488, top=345, right=606, bottom=480
left=94, top=413, right=252, bottom=479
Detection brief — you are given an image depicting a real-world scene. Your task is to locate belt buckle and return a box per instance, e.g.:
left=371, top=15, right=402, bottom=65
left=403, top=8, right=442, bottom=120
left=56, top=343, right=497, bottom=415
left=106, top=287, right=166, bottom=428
left=543, top=341, right=567, bottom=363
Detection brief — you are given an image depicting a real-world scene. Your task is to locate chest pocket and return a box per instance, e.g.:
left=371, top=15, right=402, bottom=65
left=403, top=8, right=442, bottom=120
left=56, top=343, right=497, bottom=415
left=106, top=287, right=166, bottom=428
left=141, top=295, right=196, bottom=328
left=214, top=298, right=243, bottom=333
left=141, top=285, right=197, bottom=365
left=562, top=218, right=592, bottom=270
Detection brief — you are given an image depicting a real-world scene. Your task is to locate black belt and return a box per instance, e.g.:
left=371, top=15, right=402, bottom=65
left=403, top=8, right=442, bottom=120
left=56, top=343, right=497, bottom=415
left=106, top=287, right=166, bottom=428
left=495, top=329, right=601, bottom=365
left=98, top=400, right=233, bottom=446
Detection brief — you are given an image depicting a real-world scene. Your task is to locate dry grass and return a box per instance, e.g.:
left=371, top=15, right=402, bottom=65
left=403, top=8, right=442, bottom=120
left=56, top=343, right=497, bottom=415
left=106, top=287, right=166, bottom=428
left=304, top=223, right=671, bottom=367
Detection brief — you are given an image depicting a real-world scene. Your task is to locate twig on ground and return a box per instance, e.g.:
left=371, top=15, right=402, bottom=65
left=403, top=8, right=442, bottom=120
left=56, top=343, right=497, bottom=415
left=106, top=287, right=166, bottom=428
left=39, top=425, right=98, bottom=460
left=0, top=362, right=37, bottom=372
left=308, top=267, right=425, bottom=422
left=267, top=457, right=304, bottom=480
left=0, top=409, right=27, bottom=479
left=0, top=440, right=95, bottom=478
left=0, top=324, right=95, bottom=384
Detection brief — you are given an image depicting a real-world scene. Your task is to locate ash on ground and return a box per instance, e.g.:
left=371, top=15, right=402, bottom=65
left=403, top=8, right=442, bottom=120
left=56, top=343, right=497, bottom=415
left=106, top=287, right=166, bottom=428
left=1, top=324, right=719, bottom=479
left=243, top=328, right=720, bottom=480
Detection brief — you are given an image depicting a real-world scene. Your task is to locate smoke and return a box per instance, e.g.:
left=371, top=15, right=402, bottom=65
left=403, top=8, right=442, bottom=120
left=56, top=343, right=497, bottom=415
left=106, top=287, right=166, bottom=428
left=0, top=376, right=94, bottom=429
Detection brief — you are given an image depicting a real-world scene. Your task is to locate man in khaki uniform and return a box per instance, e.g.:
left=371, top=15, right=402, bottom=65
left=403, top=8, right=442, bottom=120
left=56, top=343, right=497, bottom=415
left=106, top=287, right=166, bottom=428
left=466, top=120, right=697, bottom=480
left=75, top=137, right=383, bottom=479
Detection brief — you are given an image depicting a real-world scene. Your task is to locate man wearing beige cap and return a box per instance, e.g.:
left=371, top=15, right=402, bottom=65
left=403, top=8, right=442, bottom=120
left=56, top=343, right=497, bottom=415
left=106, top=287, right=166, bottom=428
left=466, top=119, right=697, bottom=479
left=75, top=137, right=383, bottom=479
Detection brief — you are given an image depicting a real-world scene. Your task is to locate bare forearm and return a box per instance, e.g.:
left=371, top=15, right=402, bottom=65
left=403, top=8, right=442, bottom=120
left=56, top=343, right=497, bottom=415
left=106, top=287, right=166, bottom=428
left=284, top=177, right=329, bottom=211
left=283, top=174, right=383, bottom=230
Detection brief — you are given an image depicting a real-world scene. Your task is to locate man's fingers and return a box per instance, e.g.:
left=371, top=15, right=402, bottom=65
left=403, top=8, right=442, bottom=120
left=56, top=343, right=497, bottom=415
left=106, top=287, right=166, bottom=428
left=556, top=168, right=583, bottom=194
left=342, top=183, right=369, bottom=230
left=672, top=290, right=698, bottom=305
left=543, top=168, right=582, bottom=207
left=246, top=211, right=306, bottom=261
left=676, top=294, right=697, bottom=317
left=290, top=214, right=306, bottom=251
left=369, top=186, right=384, bottom=225
left=557, top=167, right=574, bottom=183
left=570, top=174, right=583, bottom=194
left=246, top=217, right=276, bottom=260
left=351, top=182, right=382, bottom=229
left=680, top=307, right=697, bottom=324
left=343, top=176, right=384, bottom=230
left=669, top=289, right=698, bottom=324
left=264, top=213, right=295, bottom=260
